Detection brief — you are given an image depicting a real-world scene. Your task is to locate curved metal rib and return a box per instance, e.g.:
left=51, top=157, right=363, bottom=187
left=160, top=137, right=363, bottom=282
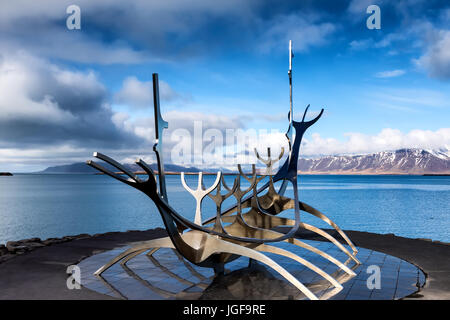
left=203, top=236, right=319, bottom=300
left=225, top=165, right=302, bottom=243
left=251, top=187, right=359, bottom=260
left=253, top=192, right=359, bottom=258
left=215, top=211, right=356, bottom=275
left=222, top=179, right=359, bottom=258
left=299, top=201, right=358, bottom=254
left=209, top=179, right=357, bottom=275
left=254, top=243, right=343, bottom=290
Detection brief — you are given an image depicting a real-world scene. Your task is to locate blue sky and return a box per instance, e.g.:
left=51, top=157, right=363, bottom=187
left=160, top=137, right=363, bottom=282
left=0, top=0, right=449, bottom=171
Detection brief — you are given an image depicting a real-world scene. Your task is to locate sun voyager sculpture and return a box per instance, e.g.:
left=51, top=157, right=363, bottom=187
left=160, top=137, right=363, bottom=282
left=87, top=41, right=361, bottom=300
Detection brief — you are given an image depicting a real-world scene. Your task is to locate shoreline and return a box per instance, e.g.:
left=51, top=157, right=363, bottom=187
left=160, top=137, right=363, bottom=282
left=1, top=229, right=448, bottom=252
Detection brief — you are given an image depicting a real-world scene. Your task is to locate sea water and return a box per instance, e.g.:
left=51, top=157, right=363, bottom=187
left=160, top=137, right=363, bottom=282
left=0, top=174, right=448, bottom=244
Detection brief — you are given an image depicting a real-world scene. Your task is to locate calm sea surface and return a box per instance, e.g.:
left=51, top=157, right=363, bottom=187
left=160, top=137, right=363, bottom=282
left=0, top=174, right=449, bottom=244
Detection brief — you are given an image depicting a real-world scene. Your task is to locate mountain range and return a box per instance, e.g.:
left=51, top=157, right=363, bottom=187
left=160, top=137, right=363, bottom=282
left=37, top=148, right=450, bottom=175
left=298, top=148, right=450, bottom=174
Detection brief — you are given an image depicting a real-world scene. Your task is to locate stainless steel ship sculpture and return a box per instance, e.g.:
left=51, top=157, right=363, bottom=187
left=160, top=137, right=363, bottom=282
left=87, top=41, right=360, bottom=300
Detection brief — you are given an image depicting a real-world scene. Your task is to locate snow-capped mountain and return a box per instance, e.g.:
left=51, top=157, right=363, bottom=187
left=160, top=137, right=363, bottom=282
left=298, top=148, right=450, bottom=174
left=37, top=148, right=450, bottom=175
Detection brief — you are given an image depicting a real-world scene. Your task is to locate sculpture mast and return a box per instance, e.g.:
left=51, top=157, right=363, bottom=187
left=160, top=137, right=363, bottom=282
left=278, top=40, right=294, bottom=195
left=289, top=39, right=294, bottom=128
left=152, top=73, right=169, bottom=201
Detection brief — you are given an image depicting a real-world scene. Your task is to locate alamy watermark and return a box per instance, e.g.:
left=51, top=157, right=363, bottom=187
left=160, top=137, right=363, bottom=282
left=170, top=122, right=285, bottom=169
left=66, top=265, right=81, bottom=289
left=366, top=265, right=381, bottom=289
left=366, top=5, right=381, bottom=30
left=66, top=5, right=81, bottom=30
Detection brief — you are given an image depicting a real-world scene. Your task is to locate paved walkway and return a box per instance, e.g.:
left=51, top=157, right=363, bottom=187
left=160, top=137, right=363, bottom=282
left=0, top=228, right=448, bottom=299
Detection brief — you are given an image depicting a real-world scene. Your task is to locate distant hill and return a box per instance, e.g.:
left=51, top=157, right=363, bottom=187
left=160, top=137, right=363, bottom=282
left=38, top=162, right=200, bottom=174
left=298, top=148, right=450, bottom=174
left=39, top=162, right=99, bottom=174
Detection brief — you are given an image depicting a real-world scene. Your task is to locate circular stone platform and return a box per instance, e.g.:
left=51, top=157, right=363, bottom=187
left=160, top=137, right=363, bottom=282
left=77, top=240, right=425, bottom=300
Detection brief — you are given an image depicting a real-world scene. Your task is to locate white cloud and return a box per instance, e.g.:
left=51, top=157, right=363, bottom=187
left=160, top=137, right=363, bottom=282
left=375, top=69, right=406, bottom=78
left=0, top=53, right=77, bottom=123
left=415, top=29, right=450, bottom=80
left=349, top=39, right=373, bottom=50
left=0, top=51, right=143, bottom=151
left=0, top=0, right=259, bottom=64
left=301, top=128, right=450, bottom=156
left=114, top=76, right=180, bottom=108
left=258, top=13, right=336, bottom=53
left=347, top=0, right=378, bottom=15
left=109, top=109, right=246, bottom=164
left=114, top=77, right=153, bottom=108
